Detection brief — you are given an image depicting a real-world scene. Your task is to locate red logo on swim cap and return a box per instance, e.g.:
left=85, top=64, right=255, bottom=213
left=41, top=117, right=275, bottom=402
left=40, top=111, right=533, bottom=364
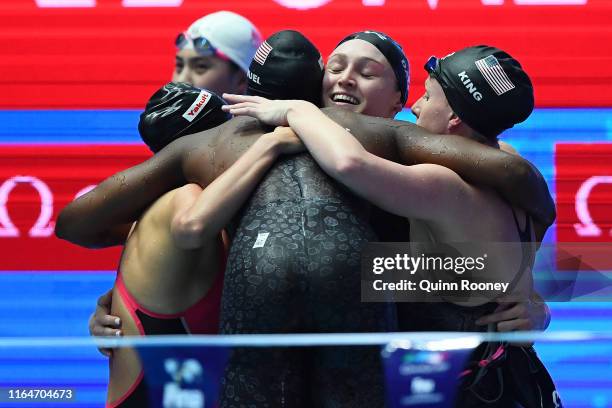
left=182, top=91, right=212, bottom=122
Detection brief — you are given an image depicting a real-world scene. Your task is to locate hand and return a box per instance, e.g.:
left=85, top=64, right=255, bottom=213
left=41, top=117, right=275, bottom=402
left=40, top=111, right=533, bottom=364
left=88, top=289, right=122, bottom=357
left=266, top=126, right=305, bottom=155
left=476, top=300, right=550, bottom=346
left=222, top=94, right=300, bottom=127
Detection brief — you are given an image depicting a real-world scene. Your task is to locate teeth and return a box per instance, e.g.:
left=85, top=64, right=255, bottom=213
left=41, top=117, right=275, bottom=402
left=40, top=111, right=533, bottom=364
left=332, top=94, right=359, bottom=105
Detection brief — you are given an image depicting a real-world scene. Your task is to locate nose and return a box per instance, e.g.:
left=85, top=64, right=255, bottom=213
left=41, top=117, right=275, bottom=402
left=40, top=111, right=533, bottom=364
left=174, top=67, right=193, bottom=86
left=336, top=68, right=356, bottom=88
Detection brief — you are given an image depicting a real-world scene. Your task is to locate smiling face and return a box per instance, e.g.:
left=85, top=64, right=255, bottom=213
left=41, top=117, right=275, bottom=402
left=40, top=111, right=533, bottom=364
left=411, top=76, right=455, bottom=135
left=172, top=48, right=247, bottom=96
left=322, top=39, right=402, bottom=118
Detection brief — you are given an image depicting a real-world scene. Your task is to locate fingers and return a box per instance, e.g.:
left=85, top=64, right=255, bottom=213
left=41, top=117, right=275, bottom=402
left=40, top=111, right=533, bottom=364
left=221, top=101, right=257, bottom=111
left=221, top=100, right=260, bottom=116
left=222, top=93, right=267, bottom=104
left=475, top=302, right=527, bottom=327
left=90, top=317, right=122, bottom=337
left=476, top=302, right=537, bottom=347
left=222, top=93, right=250, bottom=103
left=91, top=289, right=121, bottom=357
left=89, top=311, right=121, bottom=358
left=226, top=107, right=258, bottom=117
left=97, top=289, right=113, bottom=309
left=497, top=318, right=531, bottom=332
left=96, top=313, right=122, bottom=329
left=91, top=310, right=122, bottom=336
left=89, top=290, right=122, bottom=338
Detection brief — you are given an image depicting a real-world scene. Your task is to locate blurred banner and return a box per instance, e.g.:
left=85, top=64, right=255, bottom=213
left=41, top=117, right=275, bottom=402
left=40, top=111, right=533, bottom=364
left=2, top=133, right=612, bottom=271
left=556, top=143, right=612, bottom=270
left=1, top=0, right=611, bottom=108
left=136, top=345, right=229, bottom=408
left=0, top=144, right=150, bottom=270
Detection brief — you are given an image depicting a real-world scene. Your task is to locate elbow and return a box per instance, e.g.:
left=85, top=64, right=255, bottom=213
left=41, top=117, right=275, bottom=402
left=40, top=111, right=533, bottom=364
left=55, top=209, right=118, bottom=249
left=515, top=160, right=556, bottom=227
left=55, top=210, right=91, bottom=247
left=171, top=216, right=210, bottom=250
left=54, top=212, right=70, bottom=241
left=332, top=154, right=366, bottom=182
left=510, top=158, right=532, bottom=188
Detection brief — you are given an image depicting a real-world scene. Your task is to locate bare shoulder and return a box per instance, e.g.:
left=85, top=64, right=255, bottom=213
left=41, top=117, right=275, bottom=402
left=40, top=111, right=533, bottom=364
left=412, top=164, right=504, bottom=227
left=432, top=172, right=521, bottom=241
left=319, top=107, right=399, bottom=158
left=206, top=117, right=268, bottom=176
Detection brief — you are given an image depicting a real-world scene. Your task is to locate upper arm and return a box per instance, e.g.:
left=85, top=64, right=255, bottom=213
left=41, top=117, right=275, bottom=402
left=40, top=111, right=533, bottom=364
left=168, top=184, right=207, bottom=249
left=320, top=107, right=399, bottom=160
left=55, top=136, right=193, bottom=248
left=392, top=128, right=555, bottom=227
left=341, top=154, right=478, bottom=223
left=170, top=184, right=203, bottom=221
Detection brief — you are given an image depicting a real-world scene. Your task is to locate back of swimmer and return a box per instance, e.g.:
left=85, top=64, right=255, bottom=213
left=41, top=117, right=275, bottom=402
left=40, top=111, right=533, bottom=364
left=218, top=31, right=395, bottom=408
left=105, top=83, right=305, bottom=407
left=107, top=83, right=231, bottom=407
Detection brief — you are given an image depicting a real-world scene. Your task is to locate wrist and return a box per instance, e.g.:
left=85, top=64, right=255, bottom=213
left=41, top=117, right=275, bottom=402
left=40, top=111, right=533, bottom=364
left=286, top=100, right=315, bottom=124
left=257, top=133, right=284, bottom=157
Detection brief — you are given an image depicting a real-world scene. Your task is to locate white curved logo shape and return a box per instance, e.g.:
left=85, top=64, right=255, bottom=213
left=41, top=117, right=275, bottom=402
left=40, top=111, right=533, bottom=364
left=0, top=176, right=55, bottom=238
left=574, top=176, right=612, bottom=237
left=75, top=184, right=97, bottom=199
left=122, top=0, right=183, bottom=6
left=272, top=0, right=333, bottom=10
left=35, top=0, right=95, bottom=6
left=552, top=391, right=561, bottom=408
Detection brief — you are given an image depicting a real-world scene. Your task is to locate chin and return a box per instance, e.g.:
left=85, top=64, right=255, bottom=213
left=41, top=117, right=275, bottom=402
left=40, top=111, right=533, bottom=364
left=341, top=104, right=361, bottom=113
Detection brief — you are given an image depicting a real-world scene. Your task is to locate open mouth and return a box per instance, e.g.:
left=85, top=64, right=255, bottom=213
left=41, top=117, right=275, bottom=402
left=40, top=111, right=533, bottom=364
left=331, top=93, right=360, bottom=105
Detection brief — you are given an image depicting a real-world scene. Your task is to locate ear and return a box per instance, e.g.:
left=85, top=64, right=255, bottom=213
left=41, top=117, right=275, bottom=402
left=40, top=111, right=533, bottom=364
left=234, top=71, right=248, bottom=94
left=391, top=92, right=404, bottom=116
left=447, top=112, right=462, bottom=133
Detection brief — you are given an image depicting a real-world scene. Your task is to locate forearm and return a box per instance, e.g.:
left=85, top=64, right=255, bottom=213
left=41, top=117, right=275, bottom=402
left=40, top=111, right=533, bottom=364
left=286, top=101, right=368, bottom=180
left=56, top=143, right=187, bottom=248
left=172, top=136, right=281, bottom=248
left=81, top=223, right=133, bottom=248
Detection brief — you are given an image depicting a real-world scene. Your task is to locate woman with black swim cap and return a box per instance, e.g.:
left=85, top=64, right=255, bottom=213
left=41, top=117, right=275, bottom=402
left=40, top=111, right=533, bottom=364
left=57, top=82, right=307, bottom=408
left=223, top=44, right=559, bottom=407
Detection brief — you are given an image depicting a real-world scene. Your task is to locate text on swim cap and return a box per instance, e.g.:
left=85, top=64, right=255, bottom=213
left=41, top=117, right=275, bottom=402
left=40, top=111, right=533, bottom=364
left=458, top=71, right=483, bottom=101
left=247, top=71, right=261, bottom=85
left=182, top=90, right=212, bottom=122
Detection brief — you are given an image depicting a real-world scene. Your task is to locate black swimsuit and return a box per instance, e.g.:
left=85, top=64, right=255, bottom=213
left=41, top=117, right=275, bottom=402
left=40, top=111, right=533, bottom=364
left=219, top=154, right=396, bottom=407
left=395, top=208, right=559, bottom=407
left=397, top=207, right=534, bottom=333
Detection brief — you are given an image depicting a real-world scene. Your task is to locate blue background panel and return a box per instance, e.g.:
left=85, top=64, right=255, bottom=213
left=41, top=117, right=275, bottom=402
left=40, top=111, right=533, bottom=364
left=0, top=108, right=611, bottom=407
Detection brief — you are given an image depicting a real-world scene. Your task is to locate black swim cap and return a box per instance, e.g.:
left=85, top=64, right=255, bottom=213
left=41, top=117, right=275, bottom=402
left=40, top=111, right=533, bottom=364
left=247, top=30, right=324, bottom=106
left=337, top=31, right=410, bottom=105
left=138, top=82, right=231, bottom=153
left=424, top=45, right=534, bottom=139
